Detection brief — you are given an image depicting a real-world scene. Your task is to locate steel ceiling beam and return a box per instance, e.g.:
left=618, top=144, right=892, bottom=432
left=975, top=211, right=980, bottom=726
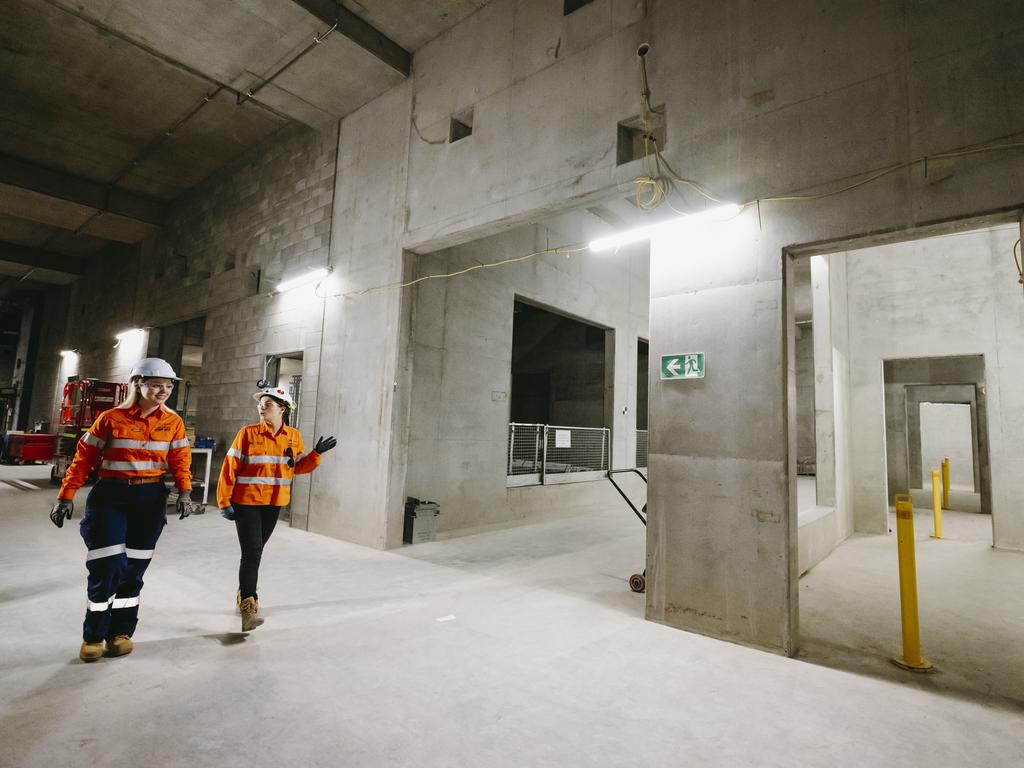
left=0, top=241, right=88, bottom=276
left=0, top=154, right=164, bottom=228
left=291, top=0, right=411, bottom=76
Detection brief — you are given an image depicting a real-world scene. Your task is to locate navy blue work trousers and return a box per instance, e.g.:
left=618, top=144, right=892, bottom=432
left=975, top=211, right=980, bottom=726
left=79, top=480, right=168, bottom=642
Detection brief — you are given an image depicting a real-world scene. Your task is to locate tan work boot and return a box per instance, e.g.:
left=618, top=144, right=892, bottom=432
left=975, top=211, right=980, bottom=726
left=79, top=641, right=105, bottom=662
left=105, top=635, right=133, bottom=657
left=235, top=589, right=257, bottom=615
left=240, top=596, right=264, bottom=631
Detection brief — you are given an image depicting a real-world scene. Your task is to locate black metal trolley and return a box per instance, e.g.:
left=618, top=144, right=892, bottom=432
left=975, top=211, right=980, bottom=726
left=607, top=468, right=647, bottom=593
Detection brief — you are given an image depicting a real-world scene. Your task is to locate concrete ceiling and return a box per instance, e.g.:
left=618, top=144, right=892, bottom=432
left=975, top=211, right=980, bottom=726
left=0, top=0, right=493, bottom=292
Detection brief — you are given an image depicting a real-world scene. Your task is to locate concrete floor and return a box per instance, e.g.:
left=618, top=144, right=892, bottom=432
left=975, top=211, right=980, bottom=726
left=1, top=465, right=1022, bottom=767
left=800, top=506, right=1022, bottom=705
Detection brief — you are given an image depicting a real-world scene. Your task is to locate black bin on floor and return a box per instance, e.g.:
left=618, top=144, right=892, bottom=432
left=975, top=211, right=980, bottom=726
left=403, top=497, right=440, bottom=544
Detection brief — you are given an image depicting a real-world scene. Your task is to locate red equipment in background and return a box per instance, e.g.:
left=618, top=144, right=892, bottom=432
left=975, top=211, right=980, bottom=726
left=3, top=432, right=56, bottom=464
left=50, top=379, right=128, bottom=486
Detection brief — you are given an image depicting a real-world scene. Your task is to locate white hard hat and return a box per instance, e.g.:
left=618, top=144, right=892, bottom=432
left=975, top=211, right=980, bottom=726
left=130, top=357, right=180, bottom=380
left=253, top=386, right=296, bottom=409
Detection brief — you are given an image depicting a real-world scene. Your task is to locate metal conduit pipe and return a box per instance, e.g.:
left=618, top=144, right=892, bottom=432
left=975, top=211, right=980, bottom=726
left=239, top=23, right=338, bottom=105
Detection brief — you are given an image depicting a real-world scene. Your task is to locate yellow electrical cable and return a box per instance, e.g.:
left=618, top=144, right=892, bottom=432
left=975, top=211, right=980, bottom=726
left=757, top=142, right=1024, bottom=204
left=1013, top=238, right=1023, bottom=284
left=315, top=244, right=591, bottom=300
left=309, top=141, right=1024, bottom=302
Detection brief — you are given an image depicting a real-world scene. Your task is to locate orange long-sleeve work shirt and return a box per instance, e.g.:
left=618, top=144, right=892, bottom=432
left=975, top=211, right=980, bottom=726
left=217, top=423, right=320, bottom=508
left=58, top=405, right=193, bottom=501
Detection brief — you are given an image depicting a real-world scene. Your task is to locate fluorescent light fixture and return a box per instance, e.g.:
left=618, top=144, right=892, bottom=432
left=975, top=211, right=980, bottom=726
left=275, top=266, right=332, bottom=294
left=59, top=349, right=78, bottom=357
left=115, top=328, right=144, bottom=340
left=588, top=203, right=741, bottom=252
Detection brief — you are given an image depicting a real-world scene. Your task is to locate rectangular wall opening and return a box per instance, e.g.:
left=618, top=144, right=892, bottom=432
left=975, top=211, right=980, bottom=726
left=508, top=299, right=611, bottom=486
left=789, top=219, right=1022, bottom=704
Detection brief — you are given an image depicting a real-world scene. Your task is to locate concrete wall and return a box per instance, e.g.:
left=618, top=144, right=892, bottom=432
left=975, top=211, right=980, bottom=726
left=906, top=384, right=981, bottom=492
left=885, top=382, right=979, bottom=494
left=920, top=403, right=975, bottom=488
left=405, top=216, right=648, bottom=533
left=797, top=254, right=855, bottom=575
left=794, top=325, right=815, bottom=469
left=883, top=362, right=991, bottom=514
left=845, top=225, right=1024, bottom=549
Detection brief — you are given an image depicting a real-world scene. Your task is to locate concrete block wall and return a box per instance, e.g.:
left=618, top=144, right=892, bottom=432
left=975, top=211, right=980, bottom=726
left=39, top=122, right=337, bottom=518
left=405, top=216, right=648, bottom=533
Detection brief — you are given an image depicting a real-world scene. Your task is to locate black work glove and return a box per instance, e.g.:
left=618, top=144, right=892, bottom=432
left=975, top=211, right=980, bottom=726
left=221, top=505, right=236, bottom=521
left=314, top=435, right=337, bottom=455
left=176, top=494, right=193, bottom=520
left=50, top=499, right=73, bottom=528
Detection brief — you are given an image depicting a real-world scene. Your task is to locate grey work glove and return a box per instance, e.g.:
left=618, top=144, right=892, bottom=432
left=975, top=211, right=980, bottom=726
left=176, top=494, right=193, bottom=520
left=314, top=435, right=337, bottom=455
left=50, top=499, right=73, bottom=528
left=220, top=505, right=236, bottom=521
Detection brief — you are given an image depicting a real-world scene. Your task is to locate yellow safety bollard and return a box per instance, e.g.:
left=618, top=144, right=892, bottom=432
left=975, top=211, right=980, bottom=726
left=891, top=494, right=933, bottom=672
left=941, top=457, right=950, bottom=509
left=931, top=469, right=943, bottom=539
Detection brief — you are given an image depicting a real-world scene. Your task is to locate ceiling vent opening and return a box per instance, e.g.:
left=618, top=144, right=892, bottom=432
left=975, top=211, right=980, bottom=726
left=449, top=109, right=474, bottom=143
left=564, top=0, right=595, bottom=15
left=616, top=107, right=666, bottom=166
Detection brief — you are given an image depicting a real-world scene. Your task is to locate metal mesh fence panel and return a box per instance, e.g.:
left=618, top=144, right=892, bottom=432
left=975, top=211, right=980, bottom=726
left=635, top=429, right=648, bottom=468
left=543, top=426, right=609, bottom=474
left=507, top=423, right=544, bottom=475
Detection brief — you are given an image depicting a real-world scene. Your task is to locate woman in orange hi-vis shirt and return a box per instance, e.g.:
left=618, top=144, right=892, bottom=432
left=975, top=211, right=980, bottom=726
left=48, top=357, right=195, bottom=663
left=218, top=386, right=336, bottom=631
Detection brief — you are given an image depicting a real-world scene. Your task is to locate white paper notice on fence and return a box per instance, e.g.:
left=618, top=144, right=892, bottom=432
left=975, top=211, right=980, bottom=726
left=555, top=429, right=571, bottom=448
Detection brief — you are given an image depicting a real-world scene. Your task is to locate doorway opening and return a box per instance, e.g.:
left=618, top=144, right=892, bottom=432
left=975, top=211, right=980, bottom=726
left=789, top=219, right=1023, bottom=704
left=263, top=352, right=304, bottom=429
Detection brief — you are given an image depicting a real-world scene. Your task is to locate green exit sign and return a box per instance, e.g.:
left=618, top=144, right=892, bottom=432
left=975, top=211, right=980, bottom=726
left=661, top=352, right=705, bottom=380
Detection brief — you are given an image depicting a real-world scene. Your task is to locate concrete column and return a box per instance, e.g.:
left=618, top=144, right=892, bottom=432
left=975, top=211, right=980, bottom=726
left=645, top=211, right=795, bottom=654
left=810, top=256, right=835, bottom=506
left=610, top=325, right=635, bottom=470
left=306, top=82, right=414, bottom=549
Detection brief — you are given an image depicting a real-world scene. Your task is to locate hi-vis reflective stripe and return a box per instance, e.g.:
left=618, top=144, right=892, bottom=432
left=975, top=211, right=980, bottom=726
left=86, top=544, right=126, bottom=561
left=125, top=548, right=154, bottom=560
left=244, top=455, right=291, bottom=465
left=170, top=438, right=189, bottom=449
left=237, top=476, right=292, bottom=486
left=101, top=460, right=167, bottom=471
left=227, top=448, right=243, bottom=460
left=87, top=595, right=141, bottom=611
left=108, top=438, right=171, bottom=451
left=81, top=433, right=106, bottom=449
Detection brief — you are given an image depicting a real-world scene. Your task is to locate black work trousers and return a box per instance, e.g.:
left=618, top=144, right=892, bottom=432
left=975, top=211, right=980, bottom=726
left=233, top=503, right=281, bottom=600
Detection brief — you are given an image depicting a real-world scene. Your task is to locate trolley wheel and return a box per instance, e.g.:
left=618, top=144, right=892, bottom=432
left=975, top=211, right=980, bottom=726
left=629, top=573, right=646, bottom=593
